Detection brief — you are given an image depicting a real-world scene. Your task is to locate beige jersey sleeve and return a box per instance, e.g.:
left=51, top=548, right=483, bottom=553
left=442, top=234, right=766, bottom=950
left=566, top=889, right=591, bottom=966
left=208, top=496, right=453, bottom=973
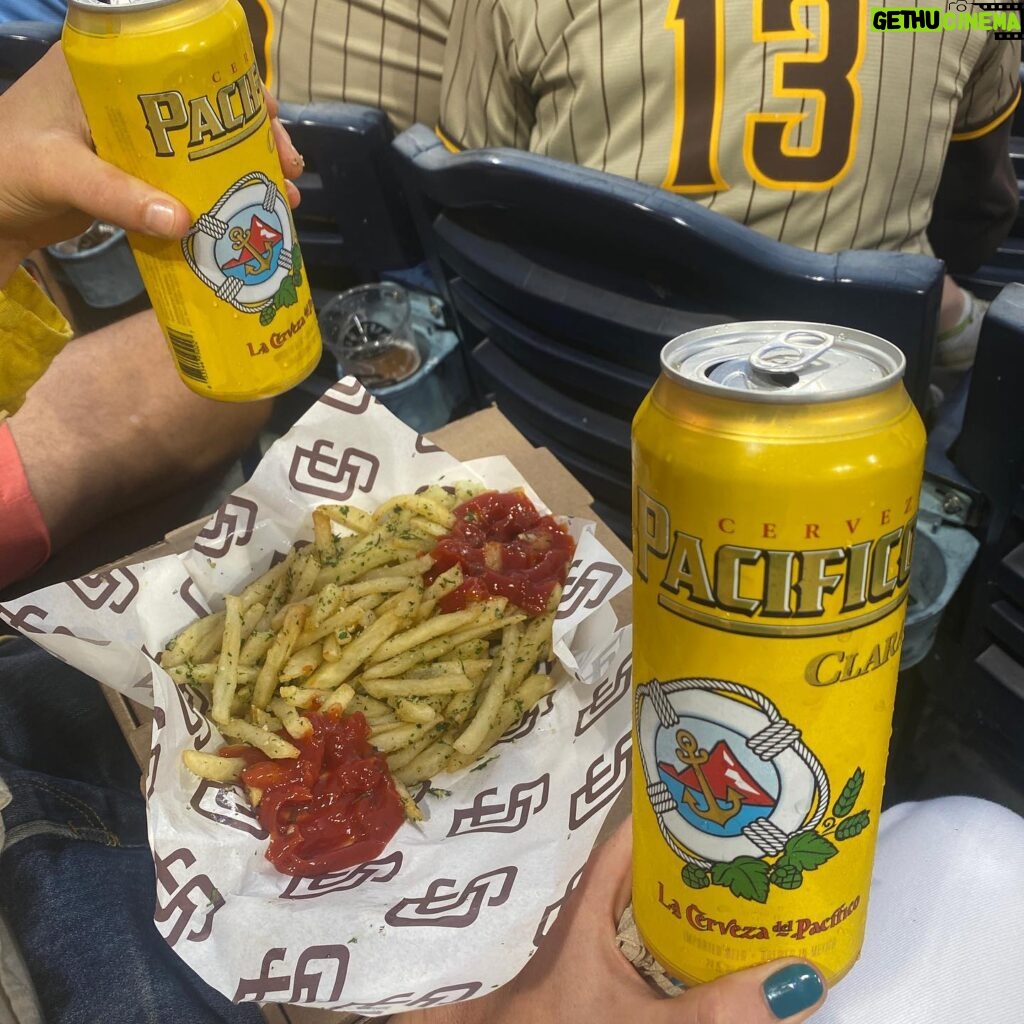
left=953, top=34, right=1021, bottom=138
left=438, top=0, right=534, bottom=151
left=259, top=0, right=453, bottom=131
left=439, top=2, right=1022, bottom=259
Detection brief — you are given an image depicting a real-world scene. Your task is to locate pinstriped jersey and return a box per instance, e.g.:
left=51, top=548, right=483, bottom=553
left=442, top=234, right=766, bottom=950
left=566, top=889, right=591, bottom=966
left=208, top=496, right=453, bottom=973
left=438, top=0, right=1020, bottom=256
left=259, top=0, right=453, bottom=131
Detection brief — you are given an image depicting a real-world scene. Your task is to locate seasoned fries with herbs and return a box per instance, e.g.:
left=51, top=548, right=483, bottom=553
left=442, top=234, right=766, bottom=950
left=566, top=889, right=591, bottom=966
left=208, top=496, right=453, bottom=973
left=163, top=485, right=576, bottom=848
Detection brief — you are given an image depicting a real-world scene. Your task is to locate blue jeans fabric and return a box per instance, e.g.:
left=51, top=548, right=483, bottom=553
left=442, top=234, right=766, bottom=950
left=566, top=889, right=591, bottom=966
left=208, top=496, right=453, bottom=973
left=0, top=636, right=262, bottom=1024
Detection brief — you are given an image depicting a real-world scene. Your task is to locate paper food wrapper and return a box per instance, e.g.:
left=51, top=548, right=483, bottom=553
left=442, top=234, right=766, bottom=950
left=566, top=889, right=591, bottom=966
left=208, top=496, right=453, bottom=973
left=0, top=380, right=633, bottom=1015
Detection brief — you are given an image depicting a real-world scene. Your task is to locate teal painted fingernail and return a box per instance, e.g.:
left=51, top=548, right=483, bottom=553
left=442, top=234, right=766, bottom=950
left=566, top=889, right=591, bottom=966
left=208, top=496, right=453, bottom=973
left=762, top=964, right=825, bottom=1019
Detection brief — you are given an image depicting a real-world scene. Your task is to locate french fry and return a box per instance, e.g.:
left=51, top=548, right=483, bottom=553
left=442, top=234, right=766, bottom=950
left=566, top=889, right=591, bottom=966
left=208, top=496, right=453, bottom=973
left=359, top=554, right=434, bottom=581
left=362, top=675, right=476, bottom=699
left=211, top=596, right=244, bottom=725
left=318, top=502, right=374, bottom=535
left=319, top=682, right=356, bottom=716
left=392, top=777, right=424, bottom=822
left=385, top=728, right=441, bottom=771
left=452, top=621, right=523, bottom=755
left=252, top=603, right=307, bottom=709
left=175, top=482, right=571, bottom=832
left=407, top=659, right=492, bottom=684
left=240, top=558, right=290, bottom=612
left=269, top=697, right=313, bottom=740
left=239, top=629, right=276, bottom=667
left=305, top=611, right=403, bottom=690
left=395, top=738, right=456, bottom=785
left=368, top=721, right=429, bottom=753
left=182, top=749, right=247, bottom=783
left=394, top=698, right=439, bottom=725
left=219, top=718, right=300, bottom=759
left=373, top=493, right=455, bottom=529
left=417, top=564, right=464, bottom=621
left=279, top=642, right=324, bottom=682
left=369, top=606, right=480, bottom=664
left=161, top=610, right=225, bottom=669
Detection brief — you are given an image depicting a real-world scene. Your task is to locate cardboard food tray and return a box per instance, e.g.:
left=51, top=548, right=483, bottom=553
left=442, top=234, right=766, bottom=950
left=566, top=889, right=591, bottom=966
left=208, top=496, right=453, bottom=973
left=99, top=405, right=633, bottom=1024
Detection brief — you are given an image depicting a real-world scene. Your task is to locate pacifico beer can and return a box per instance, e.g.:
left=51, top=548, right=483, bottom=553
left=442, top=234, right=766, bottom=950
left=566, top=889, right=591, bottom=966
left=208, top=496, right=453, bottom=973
left=63, top=0, right=321, bottom=401
left=631, top=323, right=925, bottom=986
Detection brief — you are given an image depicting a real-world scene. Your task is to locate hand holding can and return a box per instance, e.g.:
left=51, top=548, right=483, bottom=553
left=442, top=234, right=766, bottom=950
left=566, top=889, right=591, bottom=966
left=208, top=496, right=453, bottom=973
left=62, top=0, right=322, bottom=401
left=630, top=323, right=925, bottom=986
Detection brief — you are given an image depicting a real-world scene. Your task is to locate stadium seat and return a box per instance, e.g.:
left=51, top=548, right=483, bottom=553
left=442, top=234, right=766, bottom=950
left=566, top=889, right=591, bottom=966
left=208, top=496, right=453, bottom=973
left=0, top=20, right=59, bottom=93
left=392, top=123, right=945, bottom=536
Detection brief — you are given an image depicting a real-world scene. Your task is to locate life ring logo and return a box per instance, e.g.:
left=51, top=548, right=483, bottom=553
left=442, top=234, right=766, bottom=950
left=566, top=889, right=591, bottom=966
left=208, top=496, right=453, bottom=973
left=184, top=172, right=306, bottom=325
left=635, top=677, right=871, bottom=903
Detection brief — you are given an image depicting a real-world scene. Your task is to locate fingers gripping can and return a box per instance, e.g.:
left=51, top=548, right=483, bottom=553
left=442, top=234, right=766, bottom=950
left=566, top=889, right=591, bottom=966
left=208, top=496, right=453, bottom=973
left=63, top=0, right=322, bottom=401
left=631, top=323, right=925, bottom=986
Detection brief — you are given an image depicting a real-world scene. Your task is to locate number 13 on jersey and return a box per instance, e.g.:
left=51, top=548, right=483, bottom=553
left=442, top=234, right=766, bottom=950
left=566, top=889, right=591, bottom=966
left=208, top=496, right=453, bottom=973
left=663, top=0, right=865, bottom=193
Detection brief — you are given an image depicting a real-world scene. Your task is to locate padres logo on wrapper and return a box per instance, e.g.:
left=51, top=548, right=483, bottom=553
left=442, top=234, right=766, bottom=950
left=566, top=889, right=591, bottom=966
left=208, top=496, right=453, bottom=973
left=631, top=323, right=925, bottom=987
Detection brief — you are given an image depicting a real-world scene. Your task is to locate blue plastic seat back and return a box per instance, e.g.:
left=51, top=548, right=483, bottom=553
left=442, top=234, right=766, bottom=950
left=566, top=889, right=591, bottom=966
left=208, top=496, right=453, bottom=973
left=276, top=101, right=421, bottom=279
left=393, top=124, right=942, bottom=530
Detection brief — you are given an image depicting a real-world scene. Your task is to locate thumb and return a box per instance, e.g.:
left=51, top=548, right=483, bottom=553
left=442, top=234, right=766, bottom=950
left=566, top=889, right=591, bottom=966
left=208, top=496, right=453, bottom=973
left=61, top=146, right=191, bottom=239
left=665, top=959, right=826, bottom=1024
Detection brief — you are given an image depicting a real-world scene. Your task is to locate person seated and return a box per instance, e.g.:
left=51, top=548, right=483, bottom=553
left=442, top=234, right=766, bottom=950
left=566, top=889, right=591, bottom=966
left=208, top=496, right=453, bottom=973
left=0, top=44, right=305, bottom=592
left=435, top=2, right=1020, bottom=373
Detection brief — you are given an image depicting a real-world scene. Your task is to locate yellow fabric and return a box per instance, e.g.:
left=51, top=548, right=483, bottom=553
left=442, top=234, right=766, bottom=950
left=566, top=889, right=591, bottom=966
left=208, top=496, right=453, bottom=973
left=0, top=267, right=73, bottom=417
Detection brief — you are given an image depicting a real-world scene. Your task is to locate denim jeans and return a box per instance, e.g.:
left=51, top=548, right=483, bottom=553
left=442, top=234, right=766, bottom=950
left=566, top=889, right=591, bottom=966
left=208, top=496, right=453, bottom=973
left=0, top=635, right=263, bottom=1024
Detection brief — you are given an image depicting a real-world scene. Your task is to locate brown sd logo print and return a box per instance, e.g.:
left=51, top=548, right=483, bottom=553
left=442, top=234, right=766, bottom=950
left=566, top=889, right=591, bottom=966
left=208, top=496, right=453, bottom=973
left=153, top=847, right=225, bottom=947
left=288, top=439, right=380, bottom=501
left=280, top=850, right=403, bottom=899
left=317, top=378, right=372, bottom=414
left=575, top=651, right=632, bottom=736
left=556, top=560, right=624, bottom=620
left=66, top=567, right=139, bottom=613
left=189, top=779, right=266, bottom=838
left=234, top=945, right=349, bottom=1003
left=533, top=864, right=585, bottom=948
left=342, top=982, right=483, bottom=1013
left=384, top=867, right=517, bottom=928
left=568, top=732, right=631, bottom=831
left=193, top=496, right=259, bottom=557
left=447, top=776, right=550, bottom=837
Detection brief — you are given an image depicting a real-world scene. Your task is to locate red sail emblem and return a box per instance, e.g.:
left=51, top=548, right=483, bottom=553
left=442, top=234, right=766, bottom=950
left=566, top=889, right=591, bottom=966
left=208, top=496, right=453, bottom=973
left=222, top=215, right=282, bottom=276
left=659, top=733, right=773, bottom=826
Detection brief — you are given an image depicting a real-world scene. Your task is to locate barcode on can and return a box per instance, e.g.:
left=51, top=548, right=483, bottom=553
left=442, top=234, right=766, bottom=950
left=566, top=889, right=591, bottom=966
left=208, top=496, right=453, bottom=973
left=166, top=327, right=208, bottom=383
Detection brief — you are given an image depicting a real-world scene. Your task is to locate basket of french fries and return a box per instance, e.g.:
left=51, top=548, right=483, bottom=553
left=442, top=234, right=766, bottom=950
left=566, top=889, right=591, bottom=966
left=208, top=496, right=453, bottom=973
left=1, top=383, right=632, bottom=1016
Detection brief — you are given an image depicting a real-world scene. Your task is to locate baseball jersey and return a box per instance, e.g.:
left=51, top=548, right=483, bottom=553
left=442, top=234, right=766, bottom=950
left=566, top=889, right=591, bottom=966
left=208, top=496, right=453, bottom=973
left=253, top=0, right=454, bottom=131
left=438, top=0, right=1021, bottom=257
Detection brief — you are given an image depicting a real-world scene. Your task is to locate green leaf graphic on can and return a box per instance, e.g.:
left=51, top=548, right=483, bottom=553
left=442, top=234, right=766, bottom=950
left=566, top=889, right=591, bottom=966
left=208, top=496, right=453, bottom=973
left=835, top=810, right=871, bottom=841
left=712, top=856, right=770, bottom=903
left=782, top=831, right=838, bottom=871
left=832, top=768, right=864, bottom=818
left=277, top=276, right=298, bottom=308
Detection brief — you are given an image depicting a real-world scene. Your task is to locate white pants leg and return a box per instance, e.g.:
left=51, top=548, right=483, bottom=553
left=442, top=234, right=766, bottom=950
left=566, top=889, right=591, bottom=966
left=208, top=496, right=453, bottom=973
left=811, top=796, right=1024, bottom=1024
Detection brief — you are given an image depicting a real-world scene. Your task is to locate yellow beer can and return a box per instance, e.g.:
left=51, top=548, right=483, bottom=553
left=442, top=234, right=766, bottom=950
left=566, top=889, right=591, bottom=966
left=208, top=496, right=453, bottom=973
left=63, top=0, right=322, bottom=401
left=631, top=323, right=925, bottom=986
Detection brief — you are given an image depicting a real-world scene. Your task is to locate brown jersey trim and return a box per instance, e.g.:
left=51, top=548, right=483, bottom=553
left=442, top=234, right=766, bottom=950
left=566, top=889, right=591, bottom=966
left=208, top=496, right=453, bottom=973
left=952, top=85, right=1021, bottom=140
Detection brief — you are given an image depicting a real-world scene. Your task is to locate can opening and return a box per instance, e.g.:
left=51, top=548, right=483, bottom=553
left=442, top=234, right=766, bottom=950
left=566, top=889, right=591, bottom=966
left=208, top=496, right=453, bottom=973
left=704, top=360, right=800, bottom=390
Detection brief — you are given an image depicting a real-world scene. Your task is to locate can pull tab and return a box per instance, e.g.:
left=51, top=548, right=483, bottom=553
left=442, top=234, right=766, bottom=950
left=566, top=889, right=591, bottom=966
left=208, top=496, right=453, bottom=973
left=748, top=330, right=834, bottom=376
